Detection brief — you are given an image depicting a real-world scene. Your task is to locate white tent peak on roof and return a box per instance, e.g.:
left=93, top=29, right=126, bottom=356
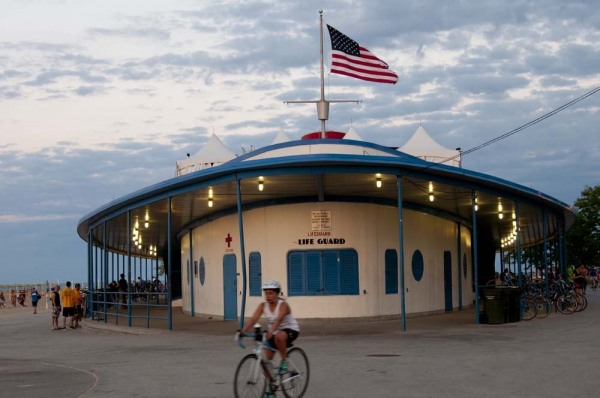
left=344, top=126, right=364, bottom=141
left=271, top=130, right=292, bottom=145
left=399, top=126, right=461, bottom=167
left=176, top=133, right=236, bottom=176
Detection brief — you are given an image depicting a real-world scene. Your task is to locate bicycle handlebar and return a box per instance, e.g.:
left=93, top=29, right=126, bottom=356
left=234, top=332, right=246, bottom=349
left=234, top=331, right=258, bottom=349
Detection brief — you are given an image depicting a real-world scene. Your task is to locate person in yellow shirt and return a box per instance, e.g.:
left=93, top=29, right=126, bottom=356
left=60, top=281, right=76, bottom=329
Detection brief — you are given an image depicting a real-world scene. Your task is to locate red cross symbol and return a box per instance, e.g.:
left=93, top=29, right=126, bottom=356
left=225, top=233, right=233, bottom=247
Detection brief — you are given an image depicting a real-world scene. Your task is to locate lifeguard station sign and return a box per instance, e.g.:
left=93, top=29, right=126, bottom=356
left=297, top=210, right=346, bottom=245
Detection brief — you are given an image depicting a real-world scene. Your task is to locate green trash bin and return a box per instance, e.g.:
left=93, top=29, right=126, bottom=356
left=503, top=287, right=522, bottom=323
left=481, top=287, right=506, bottom=324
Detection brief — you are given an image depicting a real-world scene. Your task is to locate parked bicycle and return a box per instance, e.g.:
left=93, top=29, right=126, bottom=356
left=548, top=279, right=579, bottom=314
left=519, top=287, right=538, bottom=321
left=234, top=324, right=310, bottom=398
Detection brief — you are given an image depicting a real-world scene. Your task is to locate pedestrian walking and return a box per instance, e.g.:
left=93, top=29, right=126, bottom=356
left=31, top=288, right=41, bottom=314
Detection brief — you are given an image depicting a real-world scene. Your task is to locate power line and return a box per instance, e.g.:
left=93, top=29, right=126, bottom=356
left=438, top=85, right=600, bottom=165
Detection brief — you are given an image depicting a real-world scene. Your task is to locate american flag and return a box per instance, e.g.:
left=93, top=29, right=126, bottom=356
left=326, top=24, right=398, bottom=85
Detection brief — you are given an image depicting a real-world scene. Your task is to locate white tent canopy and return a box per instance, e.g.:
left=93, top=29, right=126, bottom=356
left=344, top=126, right=364, bottom=141
left=271, top=130, right=292, bottom=145
left=399, top=126, right=461, bottom=167
left=176, top=133, right=236, bottom=176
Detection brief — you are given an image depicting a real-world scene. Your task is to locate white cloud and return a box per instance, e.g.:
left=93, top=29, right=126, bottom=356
left=1, top=0, right=599, bottom=283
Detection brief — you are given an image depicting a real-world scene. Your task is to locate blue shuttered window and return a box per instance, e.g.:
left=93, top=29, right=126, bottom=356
left=287, top=249, right=359, bottom=296
left=323, top=251, right=340, bottom=294
left=288, top=252, right=305, bottom=295
left=306, top=252, right=321, bottom=294
left=385, top=249, right=398, bottom=294
left=249, top=252, right=262, bottom=296
left=339, top=250, right=359, bottom=294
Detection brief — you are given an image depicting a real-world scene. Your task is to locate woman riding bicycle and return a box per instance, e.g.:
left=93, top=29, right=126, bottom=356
left=239, top=280, right=300, bottom=376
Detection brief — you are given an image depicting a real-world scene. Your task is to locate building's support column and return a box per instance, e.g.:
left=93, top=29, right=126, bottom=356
left=237, top=178, right=248, bottom=331
left=472, top=191, right=480, bottom=324
left=397, top=176, right=406, bottom=332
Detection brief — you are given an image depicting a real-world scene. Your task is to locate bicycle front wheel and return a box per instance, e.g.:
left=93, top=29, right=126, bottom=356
left=281, top=347, right=310, bottom=398
left=534, top=296, right=551, bottom=318
left=520, top=298, right=537, bottom=321
left=234, top=354, right=266, bottom=398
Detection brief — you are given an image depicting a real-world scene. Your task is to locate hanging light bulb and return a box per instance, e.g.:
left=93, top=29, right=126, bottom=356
left=474, top=197, right=478, bottom=212
left=144, top=212, right=149, bottom=228
left=428, top=182, right=434, bottom=201
left=208, top=187, right=213, bottom=199
left=208, top=198, right=213, bottom=208
left=135, top=219, right=139, bottom=230
left=375, top=173, right=382, bottom=188
left=498, top=200, right=503, bottom=219
left=258, top=177, right=264, bottom=191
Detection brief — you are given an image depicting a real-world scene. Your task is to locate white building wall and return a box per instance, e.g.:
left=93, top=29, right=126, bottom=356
left=180, top=202, right=474, bottom=319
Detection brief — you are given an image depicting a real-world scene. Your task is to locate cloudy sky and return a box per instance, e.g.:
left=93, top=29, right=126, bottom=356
left=1, top=0, right=599, bottom=285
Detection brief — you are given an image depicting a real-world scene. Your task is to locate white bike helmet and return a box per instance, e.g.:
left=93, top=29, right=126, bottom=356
left=262, top=280, right=281, bottom=290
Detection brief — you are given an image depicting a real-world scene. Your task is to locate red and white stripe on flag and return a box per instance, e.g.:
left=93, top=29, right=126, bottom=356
left=330, top=46, right=398, bottom=84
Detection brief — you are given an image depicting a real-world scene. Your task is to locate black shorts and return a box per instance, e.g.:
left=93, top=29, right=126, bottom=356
left=574, top=277, right=587, bottom=287
left=267, top=329, right=299, bottom=349
left=63, top=307, right=76, bottom=317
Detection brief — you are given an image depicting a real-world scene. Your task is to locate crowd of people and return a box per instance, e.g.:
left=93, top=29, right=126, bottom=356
left=491, top=263, right=599, bottom=294
left=0, top=283, right=85, bottom=331
left=0, top=288, right=41, bottom=309
left=49, top=281, right=84, bottom=330
left=98, top=275, right=165, bottom=309
left=0, top=289, right=32, bottom=308
left=566, top=264, right=599, bottom=294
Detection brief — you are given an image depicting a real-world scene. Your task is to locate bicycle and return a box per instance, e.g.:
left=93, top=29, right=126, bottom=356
left=234, top=324, right=310, bottom=398
left=519, top=288, right=538, bottom=321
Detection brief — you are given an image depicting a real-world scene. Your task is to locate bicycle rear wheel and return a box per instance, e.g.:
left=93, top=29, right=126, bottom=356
left=234, top=354, right=266, bottom=398
left=281, top=347, right=310, bottom=398
left=574, top=293, right=587, bottom=312
left=556, top=294, right=576, bottom=314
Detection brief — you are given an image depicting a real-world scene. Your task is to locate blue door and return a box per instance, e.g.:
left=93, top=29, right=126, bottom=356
left=223, top=254, right=237, bottom=320
left=444, top=251, right=453, bottom=312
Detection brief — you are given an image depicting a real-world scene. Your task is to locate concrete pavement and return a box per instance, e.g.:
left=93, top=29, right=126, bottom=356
left=1, top=293, right=599, bottom=397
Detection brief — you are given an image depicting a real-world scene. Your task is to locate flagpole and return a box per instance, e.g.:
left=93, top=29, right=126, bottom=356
left=318, top=10, right=328, bottom=138
left=283, top=10, right=360, bottom=137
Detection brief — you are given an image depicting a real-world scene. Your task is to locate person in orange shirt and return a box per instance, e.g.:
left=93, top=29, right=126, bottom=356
left=60, top=281, right=76, bottom=329
left=73, top=283, right=83, bottom=329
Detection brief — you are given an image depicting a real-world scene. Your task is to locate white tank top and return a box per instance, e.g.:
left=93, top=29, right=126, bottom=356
left=263, top=300, right=300, bottom=333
